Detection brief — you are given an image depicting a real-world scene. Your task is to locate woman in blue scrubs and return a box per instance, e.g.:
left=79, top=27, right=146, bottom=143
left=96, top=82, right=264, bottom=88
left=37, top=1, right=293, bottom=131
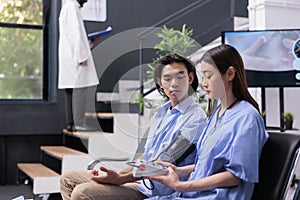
left=147, top=44, right=269, bottom=200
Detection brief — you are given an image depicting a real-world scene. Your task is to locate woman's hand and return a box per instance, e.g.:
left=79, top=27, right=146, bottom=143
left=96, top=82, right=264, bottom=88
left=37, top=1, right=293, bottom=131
left=90, top=166, right=124, bottom=185
left=147, top=166, right=183, bottom=191
left=155, top=161, right=194, bottom=179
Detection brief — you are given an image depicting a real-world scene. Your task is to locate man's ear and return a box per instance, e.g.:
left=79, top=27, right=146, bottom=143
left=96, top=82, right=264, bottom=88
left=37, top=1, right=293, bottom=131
left=188, top=72, right=194, bottom=84
left=226, top=66, right=235, bottom=82
left=157, top=78, right=162, bottom=88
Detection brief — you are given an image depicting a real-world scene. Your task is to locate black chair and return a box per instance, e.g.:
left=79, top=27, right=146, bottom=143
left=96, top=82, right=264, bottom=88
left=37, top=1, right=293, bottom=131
left=252, top=131, right=300, bottom=200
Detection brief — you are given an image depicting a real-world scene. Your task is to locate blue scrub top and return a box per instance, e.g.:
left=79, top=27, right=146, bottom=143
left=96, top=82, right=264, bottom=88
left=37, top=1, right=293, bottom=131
left=147, top=100, right=269, bottom=200
left=138, top=96, right=207, bottom=197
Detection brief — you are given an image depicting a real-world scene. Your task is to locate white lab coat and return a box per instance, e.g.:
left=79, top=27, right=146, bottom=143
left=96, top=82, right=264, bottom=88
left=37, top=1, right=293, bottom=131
left=58, top=0, right=99, bottom=89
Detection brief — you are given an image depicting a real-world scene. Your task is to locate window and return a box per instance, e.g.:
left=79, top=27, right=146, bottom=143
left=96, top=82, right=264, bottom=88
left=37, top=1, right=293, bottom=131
left=0, top=0, right=45, bottom=100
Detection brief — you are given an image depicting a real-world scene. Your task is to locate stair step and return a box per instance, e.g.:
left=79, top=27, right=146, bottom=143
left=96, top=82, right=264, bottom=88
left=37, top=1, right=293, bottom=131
left=85, top=112, right=114, bottom=119
left=17, top=163, right=60, bottom=194
left=84, top=112, right=114, bottom=133
left=17, top=163, right=60, bottom=179
left=62, top=129, right=112, bottom=139
left=40, top=146, right=86, bottom=160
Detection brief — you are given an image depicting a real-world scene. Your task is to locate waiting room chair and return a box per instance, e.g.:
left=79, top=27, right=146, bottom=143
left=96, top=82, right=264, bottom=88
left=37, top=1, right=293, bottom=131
left=252, top=131, right=300, bottom=200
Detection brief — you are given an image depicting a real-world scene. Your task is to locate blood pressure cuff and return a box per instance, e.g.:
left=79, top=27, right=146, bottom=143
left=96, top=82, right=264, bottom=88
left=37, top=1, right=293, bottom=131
left=157, top=134, right=196, bottom=165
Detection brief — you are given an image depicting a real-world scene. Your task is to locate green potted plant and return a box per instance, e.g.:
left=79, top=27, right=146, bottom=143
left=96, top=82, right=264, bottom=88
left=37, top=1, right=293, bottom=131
left=145, top=24, right=197, bottom=81
left=283, top=112, right=294, bottom=130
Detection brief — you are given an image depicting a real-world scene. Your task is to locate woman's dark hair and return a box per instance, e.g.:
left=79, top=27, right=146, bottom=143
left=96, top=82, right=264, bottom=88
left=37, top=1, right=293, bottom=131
left=154, top=53, right=199, bottom=98
left=200, top=44, right=259, bottom=113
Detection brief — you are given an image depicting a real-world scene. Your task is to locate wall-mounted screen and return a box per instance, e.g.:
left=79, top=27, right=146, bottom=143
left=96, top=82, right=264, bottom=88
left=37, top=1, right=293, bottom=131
left=222, top=29, right=300, bottom=87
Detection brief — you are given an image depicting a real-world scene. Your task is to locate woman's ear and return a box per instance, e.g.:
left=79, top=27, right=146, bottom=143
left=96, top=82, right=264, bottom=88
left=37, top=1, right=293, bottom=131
left=226, top=66, right=235, bottom=82
left=188, top=72, right=194, bottom=84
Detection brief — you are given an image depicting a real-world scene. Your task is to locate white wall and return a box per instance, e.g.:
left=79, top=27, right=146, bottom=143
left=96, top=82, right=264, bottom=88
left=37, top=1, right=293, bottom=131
left=248, top=0, right=300, bottom=130
left=248, top=0, right=300, bottom=30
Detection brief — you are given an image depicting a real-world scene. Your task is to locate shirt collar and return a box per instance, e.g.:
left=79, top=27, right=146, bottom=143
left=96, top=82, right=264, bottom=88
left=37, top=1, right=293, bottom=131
left=160, top=96, right=194, bottom=114
left=68, top=0, right=81, bottom=8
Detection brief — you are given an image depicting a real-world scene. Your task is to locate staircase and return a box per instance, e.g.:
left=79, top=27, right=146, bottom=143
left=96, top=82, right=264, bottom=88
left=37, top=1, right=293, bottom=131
left=17, top=112, right=141, bottom=199
left=16, top=131, right=103, bottom=198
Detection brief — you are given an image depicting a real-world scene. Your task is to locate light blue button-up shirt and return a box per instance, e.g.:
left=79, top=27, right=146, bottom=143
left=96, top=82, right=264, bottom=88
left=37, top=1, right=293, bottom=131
left=139, top=95, right=206, bottom=197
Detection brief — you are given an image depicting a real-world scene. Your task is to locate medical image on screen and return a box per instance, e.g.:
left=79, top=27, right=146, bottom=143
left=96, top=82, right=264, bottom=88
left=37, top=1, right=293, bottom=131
left=224, top=30, right=300, bottom=71
left=223, top=30, right=300, bottom=87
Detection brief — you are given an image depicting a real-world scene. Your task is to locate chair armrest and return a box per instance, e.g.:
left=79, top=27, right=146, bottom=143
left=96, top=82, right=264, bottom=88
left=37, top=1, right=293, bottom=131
left=87, top=157, right=130, bottom=170
left=293, top=177, right=300, bottom=200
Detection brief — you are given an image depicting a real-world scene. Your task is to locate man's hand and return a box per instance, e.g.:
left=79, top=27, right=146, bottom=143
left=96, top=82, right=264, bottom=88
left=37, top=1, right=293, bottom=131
left=79, top=60, right=88, bottom=66
left=90, top=166, right=125, bottom=185
left=91, top=36, right=101, bottom=44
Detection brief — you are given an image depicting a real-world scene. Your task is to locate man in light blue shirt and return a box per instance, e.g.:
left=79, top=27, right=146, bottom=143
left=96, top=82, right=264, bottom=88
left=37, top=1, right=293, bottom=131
left=60, top=53, right=206, bottom=200
left=139, top=95, right=206, bottom=197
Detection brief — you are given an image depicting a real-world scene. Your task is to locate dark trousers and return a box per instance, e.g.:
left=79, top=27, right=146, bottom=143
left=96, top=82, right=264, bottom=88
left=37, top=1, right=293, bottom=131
left=64, top=88, right=88, bottom=126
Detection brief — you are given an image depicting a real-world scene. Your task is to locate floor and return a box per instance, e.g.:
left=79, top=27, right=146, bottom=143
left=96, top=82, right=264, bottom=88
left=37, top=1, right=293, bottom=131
left=0, top=184, right=298, bottom=200
left=0, top=185, right=33, bottom=200
left=0, top=185, right=62, bottom=200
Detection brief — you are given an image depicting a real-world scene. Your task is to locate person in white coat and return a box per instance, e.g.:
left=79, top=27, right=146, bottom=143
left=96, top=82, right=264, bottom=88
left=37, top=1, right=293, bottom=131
left=58, top=0, right=99, bottom=131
